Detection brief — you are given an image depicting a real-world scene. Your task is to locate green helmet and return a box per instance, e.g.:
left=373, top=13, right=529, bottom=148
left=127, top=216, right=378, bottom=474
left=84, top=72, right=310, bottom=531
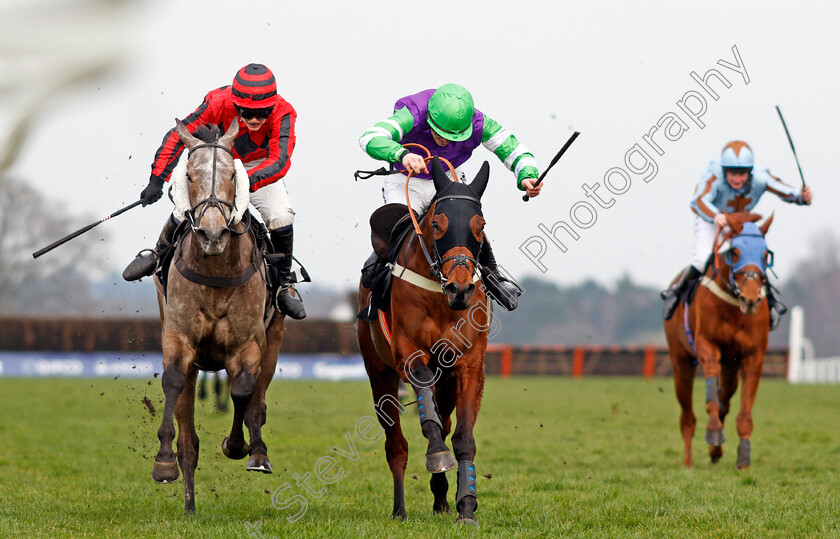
left=427, top=84, right=475, bottom=142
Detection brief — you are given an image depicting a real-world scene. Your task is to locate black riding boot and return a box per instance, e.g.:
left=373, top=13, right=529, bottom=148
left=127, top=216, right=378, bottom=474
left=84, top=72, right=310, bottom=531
left=766, top=286, right=787, bottom=331
left=660, top=265, right=701, bottom=320
left=122, top=214, right=179, bottom=281
left=269, top=226, right=307, bottom=320
left=478, top=237, right=522, bottom=311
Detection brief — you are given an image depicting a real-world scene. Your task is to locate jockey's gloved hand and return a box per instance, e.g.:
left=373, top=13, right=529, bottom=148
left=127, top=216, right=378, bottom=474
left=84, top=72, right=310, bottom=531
left=140, top=176, right=165, bottom=206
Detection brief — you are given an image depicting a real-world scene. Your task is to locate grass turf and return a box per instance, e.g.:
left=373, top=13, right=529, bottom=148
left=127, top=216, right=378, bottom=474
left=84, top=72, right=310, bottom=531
left=0, top=376, right=838, bottom=538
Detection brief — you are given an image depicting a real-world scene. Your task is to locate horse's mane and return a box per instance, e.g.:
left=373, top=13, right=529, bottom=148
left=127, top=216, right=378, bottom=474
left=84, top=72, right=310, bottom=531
left=192, top=124, right=223, bottom=143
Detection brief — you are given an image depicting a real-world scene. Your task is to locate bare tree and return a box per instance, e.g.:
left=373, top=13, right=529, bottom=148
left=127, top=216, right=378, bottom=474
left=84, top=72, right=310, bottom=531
left=0, top=176, right=107, bottom=314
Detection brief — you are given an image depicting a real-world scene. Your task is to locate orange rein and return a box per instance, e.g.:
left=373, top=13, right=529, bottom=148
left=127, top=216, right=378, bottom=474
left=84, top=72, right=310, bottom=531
left=399, top=143, right=459, bottom=236
left=712, top=224, right=732, bottom=272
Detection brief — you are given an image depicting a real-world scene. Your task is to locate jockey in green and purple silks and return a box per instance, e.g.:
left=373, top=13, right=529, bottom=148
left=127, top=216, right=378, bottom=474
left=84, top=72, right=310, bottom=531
left=359, top=84, right=541, bottom=311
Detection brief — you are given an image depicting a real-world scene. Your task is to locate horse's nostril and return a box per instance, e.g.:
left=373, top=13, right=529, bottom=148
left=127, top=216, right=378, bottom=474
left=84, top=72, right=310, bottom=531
left=444, top=283, right=459, bottom=296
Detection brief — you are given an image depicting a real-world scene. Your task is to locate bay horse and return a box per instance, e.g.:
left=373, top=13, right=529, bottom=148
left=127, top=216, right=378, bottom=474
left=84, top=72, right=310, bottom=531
left=152, top=119, right=285, bottom=513
left=664, top=212, right=774, bottom=469
left=357, top=157, right=492, bottom=524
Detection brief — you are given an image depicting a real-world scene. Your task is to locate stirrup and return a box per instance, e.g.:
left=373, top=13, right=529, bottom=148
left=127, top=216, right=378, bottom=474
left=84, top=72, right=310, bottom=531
left=482, top=272, right=522, bottom=311
left=122, top=249, right=158, bottom=282
left=661, top=293, right=680, bottom=320
left=276, top=285, right=307, bottom=320
left=769, top=301, right=787, bottom=331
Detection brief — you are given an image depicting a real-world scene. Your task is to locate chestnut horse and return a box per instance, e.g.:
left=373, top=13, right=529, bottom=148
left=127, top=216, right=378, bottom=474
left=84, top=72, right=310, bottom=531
left=357, top=157, right=492, bottom=524
left=152, top=120, right=285, bottom=513
left=664, top=212, right=774, bottom=469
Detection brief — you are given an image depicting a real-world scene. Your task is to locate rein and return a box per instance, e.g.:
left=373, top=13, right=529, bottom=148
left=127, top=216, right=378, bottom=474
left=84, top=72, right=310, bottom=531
left=397, top=144, right=483, bottom=287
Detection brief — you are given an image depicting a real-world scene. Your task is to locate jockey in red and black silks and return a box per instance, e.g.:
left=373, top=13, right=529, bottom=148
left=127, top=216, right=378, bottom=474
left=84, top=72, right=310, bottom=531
left=149, top=78, right=296, bottom=193
left=660, top=140, right=814, bottom=329
left=124, top=63, right=306, bottom=320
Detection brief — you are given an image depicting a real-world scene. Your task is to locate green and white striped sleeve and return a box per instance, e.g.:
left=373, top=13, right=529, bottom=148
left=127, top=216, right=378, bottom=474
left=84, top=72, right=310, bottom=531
left=481, top=115, right=539, bottom=190
left=358, top=107, right=415, bottom=163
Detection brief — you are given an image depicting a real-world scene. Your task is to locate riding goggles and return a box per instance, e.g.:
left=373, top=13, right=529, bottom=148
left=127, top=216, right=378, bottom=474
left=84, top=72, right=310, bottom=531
left=236, top=105, right=274, bottom=120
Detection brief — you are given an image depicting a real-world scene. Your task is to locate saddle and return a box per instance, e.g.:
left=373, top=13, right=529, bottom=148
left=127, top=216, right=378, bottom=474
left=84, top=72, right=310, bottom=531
left=358, top=204, right=419, bottom=321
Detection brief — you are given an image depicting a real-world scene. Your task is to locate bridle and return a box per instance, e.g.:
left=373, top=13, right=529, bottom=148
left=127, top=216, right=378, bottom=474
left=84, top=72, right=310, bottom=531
left=184, top=140, right=245, bottom=235
left=428, top=194, right=484, bottom=284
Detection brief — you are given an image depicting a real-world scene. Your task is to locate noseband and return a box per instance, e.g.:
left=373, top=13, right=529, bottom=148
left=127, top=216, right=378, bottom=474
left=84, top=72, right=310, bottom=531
left=184, top=141, right=240, bottom=233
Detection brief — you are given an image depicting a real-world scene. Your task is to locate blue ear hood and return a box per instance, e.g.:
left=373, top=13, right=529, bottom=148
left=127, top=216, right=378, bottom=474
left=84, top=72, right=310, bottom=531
left=729, top=222, right=770, bottom=272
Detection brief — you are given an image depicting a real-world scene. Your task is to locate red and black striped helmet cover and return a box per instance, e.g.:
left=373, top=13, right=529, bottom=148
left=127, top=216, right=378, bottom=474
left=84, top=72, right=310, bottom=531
left=231, top=63, right=277, bottom=108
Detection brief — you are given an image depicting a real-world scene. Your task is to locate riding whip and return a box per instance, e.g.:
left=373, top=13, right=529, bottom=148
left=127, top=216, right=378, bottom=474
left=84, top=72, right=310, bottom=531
left=523, top=131, right=580, bottom=202
left=32, top=200, right=143, bottom=259
left=775, top=106, right=807, bottom=187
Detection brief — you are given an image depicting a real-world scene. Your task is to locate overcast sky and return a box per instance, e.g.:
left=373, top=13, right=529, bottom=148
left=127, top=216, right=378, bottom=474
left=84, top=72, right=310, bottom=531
left=4, top=0, right=839, bottom=294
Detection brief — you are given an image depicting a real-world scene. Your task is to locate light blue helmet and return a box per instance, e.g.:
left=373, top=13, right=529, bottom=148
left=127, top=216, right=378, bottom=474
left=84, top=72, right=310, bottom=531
left=720, top=140, right=754, bottom=170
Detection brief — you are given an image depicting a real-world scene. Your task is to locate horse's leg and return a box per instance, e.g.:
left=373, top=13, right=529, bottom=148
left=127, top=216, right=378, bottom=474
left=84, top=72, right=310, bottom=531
left=153, top=339, right=193, bottom=484
left=430, top=374, right=457, bottom=514
left=711, top=362, right=740, bottom=463
left=244, top=314, right=284, bottom=473
left=373, top=367, right=410, bottom=520
left=671, top=353, right=697, bottom=467
left=223, top=343, right=262, bottom=462
left=734, top=355, right=763, bottom=469
left=696, top=339, right=726, bottom=453
left=403, top=355, right=456, bottom=474
left=450, top=359, right=484, bottom=524
left=174, top=366, right=200, bottom=513
left=214, top=372, right=229, bottom=412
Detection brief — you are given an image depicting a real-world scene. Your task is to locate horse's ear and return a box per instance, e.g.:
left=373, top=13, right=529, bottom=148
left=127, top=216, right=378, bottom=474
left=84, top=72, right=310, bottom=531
left=470, top=161, right=490, bottom=199
left=219, top=120, right=239, bottom=148
left=759, top=212, right=774, bottom=237
left=431, top=157, right=449, bottom=193
left=175, top=119, right=201, bottom=150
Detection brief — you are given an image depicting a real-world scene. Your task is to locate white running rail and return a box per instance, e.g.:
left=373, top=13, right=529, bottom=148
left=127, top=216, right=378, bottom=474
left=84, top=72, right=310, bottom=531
left=787, top=306, right=840, bottom=383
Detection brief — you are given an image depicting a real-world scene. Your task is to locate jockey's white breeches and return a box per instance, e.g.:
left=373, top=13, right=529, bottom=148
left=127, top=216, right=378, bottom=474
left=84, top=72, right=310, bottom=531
left=692, top=215, right=719, bottom=271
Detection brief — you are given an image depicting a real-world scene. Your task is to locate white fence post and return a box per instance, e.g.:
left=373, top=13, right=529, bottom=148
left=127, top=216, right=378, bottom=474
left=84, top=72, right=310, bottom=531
left=788, top=306, right=840, bottom=384
left=787, top=306, right=805, bottom=383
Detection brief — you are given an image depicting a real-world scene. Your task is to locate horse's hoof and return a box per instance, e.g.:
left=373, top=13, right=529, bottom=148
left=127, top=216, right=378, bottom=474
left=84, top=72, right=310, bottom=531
left=391, top=507, right=407, bottom=521
left=705, top=428, right=726, bottom=447
left=455, top=515, right=478, bottom=526
left=709, top=444, right=723, bottom=464
left=222, top=437, right=250, bottom=460
left=433, top=500, right=451, bottom=514
left=426, top=450, right=457, bottom=473
left=152, top=460, right=179, bottom=484
left=246, top=454, right=273, bottom=474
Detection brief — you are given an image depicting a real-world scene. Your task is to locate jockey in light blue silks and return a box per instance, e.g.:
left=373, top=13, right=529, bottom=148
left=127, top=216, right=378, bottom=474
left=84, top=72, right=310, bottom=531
left=358, top=84, right=543, bottom=311
left=661, top=140, right=814, bottom=329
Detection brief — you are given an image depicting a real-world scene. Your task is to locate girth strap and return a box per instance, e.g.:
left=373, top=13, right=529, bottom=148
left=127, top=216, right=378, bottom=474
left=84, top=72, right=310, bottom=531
left=174, top=251, right=262, bottom=288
